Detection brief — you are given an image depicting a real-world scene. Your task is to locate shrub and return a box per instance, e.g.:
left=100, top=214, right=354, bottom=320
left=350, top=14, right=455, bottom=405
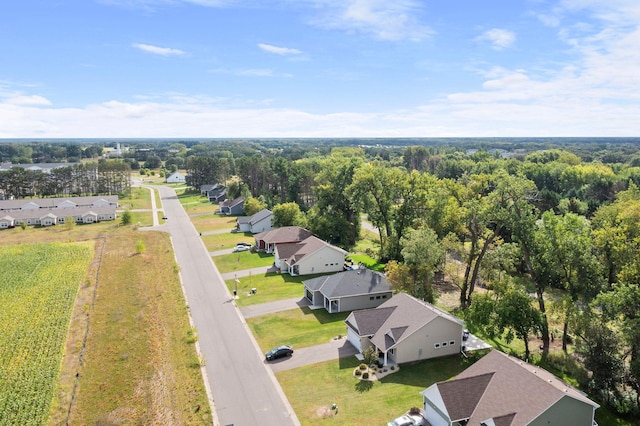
left=354, top=369, right=362, bottom=377
left=362, top=372, right=369, bottom=379
left=359, top=363, right=367, bottom=371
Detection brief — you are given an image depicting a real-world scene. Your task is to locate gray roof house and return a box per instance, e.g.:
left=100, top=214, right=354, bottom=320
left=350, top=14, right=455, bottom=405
left=254, top=226, right=312, bottom=253
left=345, top=292, right=465, bottom=366
left=236, top=208, right=274, bottom=234
left=303, top=268, right=393, bottom=313
left=420, top=349, right=599, bottom=426
left=274, top=235, right=347, bottom=276
left=206, top=184, right=226, bottom=202
left=219, top=196, right=245, bottom=215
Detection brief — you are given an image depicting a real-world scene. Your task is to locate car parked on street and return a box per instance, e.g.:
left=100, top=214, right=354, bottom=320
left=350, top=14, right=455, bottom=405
left=265, top=345, right=293, bottom=361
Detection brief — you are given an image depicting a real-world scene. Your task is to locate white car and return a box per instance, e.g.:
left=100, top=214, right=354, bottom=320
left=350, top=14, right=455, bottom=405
left=232, top=245, right=251, bottom=252
left=387, top=414, right=425, bottom=426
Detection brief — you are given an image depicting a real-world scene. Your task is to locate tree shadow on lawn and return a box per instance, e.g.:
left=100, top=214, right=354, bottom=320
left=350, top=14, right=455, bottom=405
left=355, top=380, right=374, bottom=393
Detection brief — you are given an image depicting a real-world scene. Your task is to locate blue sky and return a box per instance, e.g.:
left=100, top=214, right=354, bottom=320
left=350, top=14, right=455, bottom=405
left=1, top=0, right=639, bottom=138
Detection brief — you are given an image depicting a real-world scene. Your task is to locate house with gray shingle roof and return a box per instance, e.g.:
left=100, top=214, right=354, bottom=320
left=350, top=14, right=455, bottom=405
left=345, top=292, right=465, bottom=366
left=254, top=226, right=312, bottom=253
left=219, top=196, right=245, bottom=215
left=236, top=208, right=273, bottom=234
left=303, top=267, right=393, bottom=313
left=420, top=349, right=599, bottom=426
left=274, top=235, right=347, bottom=276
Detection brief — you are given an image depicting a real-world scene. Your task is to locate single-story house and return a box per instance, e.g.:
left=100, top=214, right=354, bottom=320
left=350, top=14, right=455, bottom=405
left=236, top=208, right=274, bottom=234
left=0, top=195, right=119, bottom=212
left=345, top=292, right=465, bottom=366
left=275, top=235, right=347, bottom=276
left=0, top=215, right=15, bottom=229
left=303, top=267, right=393, bottom=313
left=200, top=184, right=216, bottom=195
left=206, top=184, right=226, bottom=202
left=166, top=171, right=186, bottom=183
left=420, top=349, right=599, bottom=426
left=219, top=196, right=245, bottom=215
left=254, top=226, right=312, bottom=253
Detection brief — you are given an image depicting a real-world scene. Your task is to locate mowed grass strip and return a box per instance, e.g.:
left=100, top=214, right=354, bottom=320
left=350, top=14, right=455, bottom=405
left=277, top=355, right=470, bottom=426
left=225, top=272, right=330, bottom=306
left=214, top=250, right=275, bottom=273
left=0, top=243, right=92, bottom=426
left=119, top=187, right=153, bottom=210
left=247, top=307, right=350, bottom=352
left=194, top=216, right=237, bottom=235
left=69, top=230, right=212, bottom=425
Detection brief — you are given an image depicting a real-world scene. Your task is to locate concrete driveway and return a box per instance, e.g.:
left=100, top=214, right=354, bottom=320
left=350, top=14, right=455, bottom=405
left=268, top=337, right=359, bottom=373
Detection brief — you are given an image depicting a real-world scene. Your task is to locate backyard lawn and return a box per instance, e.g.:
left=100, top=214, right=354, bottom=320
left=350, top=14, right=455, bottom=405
left=247, top=307, right=350, bottom=352
left=277, top=354, right=471, bottom=426
left=226, top=272, right=329, bottom=306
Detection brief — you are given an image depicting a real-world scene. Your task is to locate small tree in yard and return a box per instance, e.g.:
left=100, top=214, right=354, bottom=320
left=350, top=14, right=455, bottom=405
left=65, top=216, right=76, bottom=231
left=362, top=346, right=378, bottom=366
left=121, top=209, right=132, bottom=225
left=135, top=239, right=146, bottom=254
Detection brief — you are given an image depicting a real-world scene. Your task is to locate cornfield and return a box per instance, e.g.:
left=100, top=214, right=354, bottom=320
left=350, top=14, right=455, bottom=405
left=0, top=243, right=92, bottom=426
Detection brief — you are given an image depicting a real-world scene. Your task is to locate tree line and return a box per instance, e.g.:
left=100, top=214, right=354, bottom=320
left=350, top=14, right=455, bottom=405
left=0, top=161, right=131, bottom=198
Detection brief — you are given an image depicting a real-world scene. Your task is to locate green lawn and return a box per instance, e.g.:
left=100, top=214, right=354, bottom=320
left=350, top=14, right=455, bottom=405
left=277, top=355, right=471, bottom=426
left=247, top=307, right=350, bottom=352
left=214, top=250, right=275, bottom=273
left=347, top=254, right=386, bottom=272
left=226, top=272, right=329, bottom=306
left=194, top=216, right=237, bottom=234
left=119, top=187, right=152, bottom=210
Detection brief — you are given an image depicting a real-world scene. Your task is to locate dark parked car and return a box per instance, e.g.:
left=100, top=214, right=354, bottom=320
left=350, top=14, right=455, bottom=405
left=265, top=345, right=293, bottom=361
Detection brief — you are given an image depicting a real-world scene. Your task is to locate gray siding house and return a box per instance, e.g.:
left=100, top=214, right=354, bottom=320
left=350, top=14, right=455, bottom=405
left=303, top=268, right=392, bottom=313
left=421, top=349, right=599, bottom=426
left=219, top=196, right=245, bottom=215
left=345, top=292, right=465, bottom=366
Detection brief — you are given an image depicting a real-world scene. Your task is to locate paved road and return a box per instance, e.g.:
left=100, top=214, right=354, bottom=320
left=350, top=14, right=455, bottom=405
left=150, top=186, right=299, bottom=426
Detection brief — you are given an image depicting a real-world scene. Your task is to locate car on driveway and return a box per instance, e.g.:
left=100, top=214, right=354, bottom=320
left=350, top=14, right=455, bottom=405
left=236, top=242, right=252, bottom=247
left=232, top=245, right=251, bottom=252
left=265, top=345, right=293, bottom=361
left=387, top=413, right=425, bottom=426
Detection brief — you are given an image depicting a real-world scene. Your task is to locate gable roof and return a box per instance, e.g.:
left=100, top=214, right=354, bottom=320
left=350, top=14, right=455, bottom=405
left=221, top=196, right=244, bottom=208
left=423, top=350, right=599, bottom=426
left=254, top=226, right=311, bottom=244
left=248, top=208, right=272, bottom=225
left=303, top=268, right=391, bottom=298
left=346, top=292, right=464, bottom=350
left=277, top=235, right=347, bottom=266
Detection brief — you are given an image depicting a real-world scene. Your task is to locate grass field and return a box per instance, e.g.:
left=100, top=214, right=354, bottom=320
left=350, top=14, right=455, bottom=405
left=214, top=250, right=275, bottom=273
left=277, top=354, right=471, bottom=425
left=248, top=308, right=350, bottom=352
left=67, top=229, right=212, bottom=425
left=118, top=187, right=152, bottom=210
left=202, top=230, right=252, bottom=251
left=0, top=242, right=92, bottom=425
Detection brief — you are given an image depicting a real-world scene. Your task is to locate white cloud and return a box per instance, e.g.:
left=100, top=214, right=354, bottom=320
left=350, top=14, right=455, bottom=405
left=237, top=69, right=293, bottom=77
left=258, top=43, right=302, bottom=56
left=132, top=43, right=185, bottom=56
left=309, top=0, right=433, bottom=41
left=4, top=95, right=52, bottom=106
left=475, top=28, right=516, bottom=50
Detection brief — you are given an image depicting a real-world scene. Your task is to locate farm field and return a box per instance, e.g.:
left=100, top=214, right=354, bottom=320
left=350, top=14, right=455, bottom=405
left=0, top=242, right=93, bottom=426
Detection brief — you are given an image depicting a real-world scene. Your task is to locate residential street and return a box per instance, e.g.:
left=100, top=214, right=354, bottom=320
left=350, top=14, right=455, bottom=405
left=148, top=185, right=299, bottom=426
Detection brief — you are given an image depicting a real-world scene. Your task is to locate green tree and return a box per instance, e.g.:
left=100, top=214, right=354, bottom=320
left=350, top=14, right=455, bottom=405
left=272, top=202, right=307, bottom=228
left=468, top=282, right=542, bottom=361
left=243, top=197, right=267, bottom=216
left=535, top=211, right=603, bottom=351
left=385, top=228, right=442, bottom=303
left=120, top=209, right=132, bottom=225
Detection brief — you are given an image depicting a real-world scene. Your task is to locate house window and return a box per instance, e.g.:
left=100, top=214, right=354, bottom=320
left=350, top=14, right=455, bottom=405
left=434, top=343, right=440, bottom=349
left=382, top=295, right=387, bottom=299
left=449, top=340, right=455, bottom=346
left=370, top=296, right=374, bottom=300
left=376, top=296, right=381, bottom=299
left=442, top=342, right=448, bottom=347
